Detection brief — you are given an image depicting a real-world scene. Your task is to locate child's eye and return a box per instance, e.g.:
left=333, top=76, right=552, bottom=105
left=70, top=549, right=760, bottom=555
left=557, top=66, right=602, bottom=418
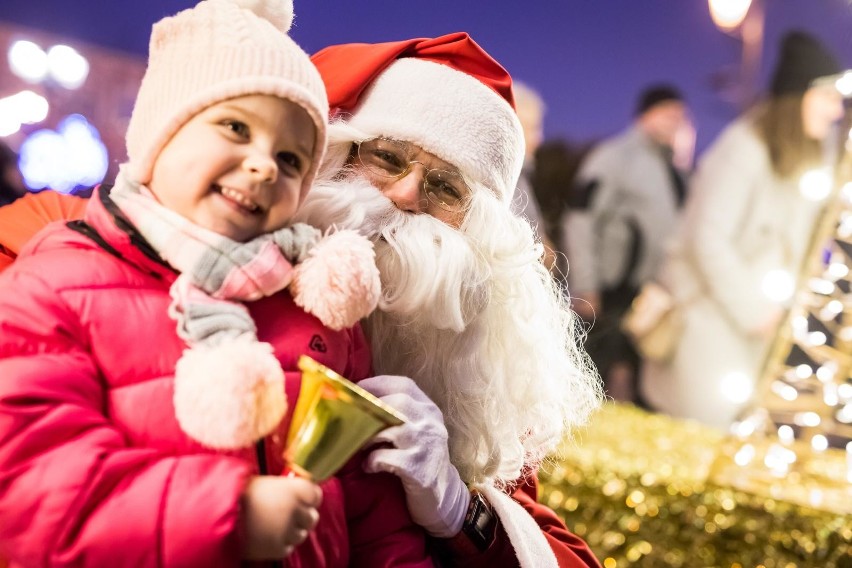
left=222, top=120, right=249, bottom=137
left=277, top=152, right=302, bottom=172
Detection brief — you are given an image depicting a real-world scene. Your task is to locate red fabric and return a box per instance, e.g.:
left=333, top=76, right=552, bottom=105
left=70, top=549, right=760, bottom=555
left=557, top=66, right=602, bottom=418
left=512, top=476, right=602, bottom=568
left=311, top=32, right=516, bottom=116
left=0, top=188, right=431, bottom=567
left=436, top=475, right=601, bottom=568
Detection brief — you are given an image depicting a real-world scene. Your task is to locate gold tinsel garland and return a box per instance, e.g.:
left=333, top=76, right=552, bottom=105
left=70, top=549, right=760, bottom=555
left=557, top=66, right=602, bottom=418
left=539, top=404, right=852, bottom=567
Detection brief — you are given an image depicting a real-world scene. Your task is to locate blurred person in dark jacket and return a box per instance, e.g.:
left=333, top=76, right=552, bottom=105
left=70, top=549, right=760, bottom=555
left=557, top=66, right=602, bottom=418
left=561, top=84, right=693, bottom=403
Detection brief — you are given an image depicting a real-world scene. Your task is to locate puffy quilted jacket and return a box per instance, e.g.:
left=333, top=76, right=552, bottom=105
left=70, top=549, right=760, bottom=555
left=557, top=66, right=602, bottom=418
left=0, top=187, right=432, bottom=568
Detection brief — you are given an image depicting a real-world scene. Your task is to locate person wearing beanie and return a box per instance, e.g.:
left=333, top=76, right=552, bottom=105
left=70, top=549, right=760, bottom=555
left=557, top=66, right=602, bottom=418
left=292, top=33, right=604, bottom=568
left=559, top=82, right=692, bottom=405
left=0, top=31, right=603, bottom=567
left=641, top=30, right=848, bottom=430
left=0, top=1, right=439, bottom=565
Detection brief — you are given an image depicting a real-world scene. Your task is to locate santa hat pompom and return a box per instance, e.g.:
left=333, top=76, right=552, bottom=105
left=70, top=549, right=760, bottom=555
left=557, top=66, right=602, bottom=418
left=232, top=0, right=294, bottom=32
left=174, top=338, right=287, bottom=449
left=291, top=230, right=381, bottom=330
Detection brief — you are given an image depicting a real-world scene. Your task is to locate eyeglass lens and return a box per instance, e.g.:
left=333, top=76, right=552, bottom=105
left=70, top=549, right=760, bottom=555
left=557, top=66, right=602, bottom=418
left=358, top=139, right=469, bottom=211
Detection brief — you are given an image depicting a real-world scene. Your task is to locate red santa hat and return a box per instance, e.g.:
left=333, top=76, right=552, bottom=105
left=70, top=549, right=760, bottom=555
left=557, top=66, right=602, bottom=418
left=311, top=32, right=525, bottom=205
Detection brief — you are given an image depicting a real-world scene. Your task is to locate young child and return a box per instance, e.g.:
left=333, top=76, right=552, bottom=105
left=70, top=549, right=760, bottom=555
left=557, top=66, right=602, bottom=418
left=0, top=0, right=433, bottom=566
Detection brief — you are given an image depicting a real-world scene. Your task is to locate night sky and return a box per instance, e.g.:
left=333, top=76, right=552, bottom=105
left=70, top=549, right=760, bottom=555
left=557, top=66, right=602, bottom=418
left=2, top=0, right=850, bottom=154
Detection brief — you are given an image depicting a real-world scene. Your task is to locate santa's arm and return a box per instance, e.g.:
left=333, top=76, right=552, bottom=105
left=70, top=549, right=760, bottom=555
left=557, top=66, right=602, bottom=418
left=433, top=475, right=601, bottom=568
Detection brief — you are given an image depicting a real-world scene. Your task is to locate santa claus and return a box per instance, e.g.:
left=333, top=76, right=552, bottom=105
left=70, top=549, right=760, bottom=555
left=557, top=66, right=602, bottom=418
left=297, top=33, right=603, bottom=567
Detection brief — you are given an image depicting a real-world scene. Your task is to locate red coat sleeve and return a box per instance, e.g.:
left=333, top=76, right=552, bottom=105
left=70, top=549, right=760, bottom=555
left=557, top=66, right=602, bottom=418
left=511, top=476, right=602, bottom=568
left=433, top=474, right=601, bottom=568
left=0, top=263, right=253, bottom=567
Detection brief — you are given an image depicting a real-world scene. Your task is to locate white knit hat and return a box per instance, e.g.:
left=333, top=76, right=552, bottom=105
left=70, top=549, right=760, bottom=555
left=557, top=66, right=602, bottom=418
left=125, top=0, right=328, bottom=198
left=311, top=33, right=525, bottom=206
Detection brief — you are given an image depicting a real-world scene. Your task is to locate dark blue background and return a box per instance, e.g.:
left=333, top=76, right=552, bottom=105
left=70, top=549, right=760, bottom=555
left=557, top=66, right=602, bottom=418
left=2, top=0, right=850, bottom=153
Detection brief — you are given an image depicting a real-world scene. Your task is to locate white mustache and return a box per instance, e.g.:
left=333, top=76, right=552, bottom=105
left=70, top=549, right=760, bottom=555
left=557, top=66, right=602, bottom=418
left=297, top=173, right=480, bottom=331
left=298, top=173, right=459, bottom=244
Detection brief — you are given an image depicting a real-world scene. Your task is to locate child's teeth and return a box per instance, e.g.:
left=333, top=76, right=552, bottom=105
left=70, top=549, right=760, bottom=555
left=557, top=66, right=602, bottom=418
left=221, top=187, right=258, bottom=211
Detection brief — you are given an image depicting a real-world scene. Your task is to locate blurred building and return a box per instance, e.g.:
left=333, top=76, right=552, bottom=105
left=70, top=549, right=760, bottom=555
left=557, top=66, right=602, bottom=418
left=0, top=21, right=144, bottom=190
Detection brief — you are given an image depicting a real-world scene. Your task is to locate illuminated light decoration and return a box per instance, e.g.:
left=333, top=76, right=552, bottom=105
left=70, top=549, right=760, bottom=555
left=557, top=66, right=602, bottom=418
left=838, top=383, right=852, bottom=399
left=762, top=269, right=795, bottom=302
left=19, top=114, right=108, bottom=193
left=823, top=383, right=839, bottom=406
left=807, top=277, right=835, bottom=296
left=47, top=45, right=90, bottom=90
left=843, top=182, right=852, bottom=203
left=720, top=371, right=753, bottom=403
left=708, top=0, right=752, bottom=30
left=7, top=40, right=89, bottom=90
left=811, top=434, right=829, bottom=452
left=827, top=262, right=850, bottom=279
left=809, top=489, right=824, bottom=508
left=825, top=300, right=844, bottom=315
left=847, top=442, right=852, bottom=483
left=734, top=443, right=755, bottom=466
left=1, top=90, right=49, bottom=124
left=816, top=363, right=836, bottom=382
left=0, top=90, right=50, bottom=137
left=777, top=425, right=795, bottom=445
left=796, top=363, right=814, bottom=378
left=771, top=381, right=798, bottom=401
left=763, top=443, right=796, bottom=476
left=790, top=315, right=809, bottom=341
left=8, top=40, right=48, bottom=83
left=836, top=71, right=852, bottom=98
left=838, top=404, right=852, bottom=424
left=799, top=168, right=833, bottom=201
left=794, top=411, right=821, bottom=427
left=733, top=419, right=756, bottom=438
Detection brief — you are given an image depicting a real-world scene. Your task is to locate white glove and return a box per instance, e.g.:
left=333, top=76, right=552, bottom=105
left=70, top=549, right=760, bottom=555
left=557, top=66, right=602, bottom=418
left=357, top=375, right=471, bottom=538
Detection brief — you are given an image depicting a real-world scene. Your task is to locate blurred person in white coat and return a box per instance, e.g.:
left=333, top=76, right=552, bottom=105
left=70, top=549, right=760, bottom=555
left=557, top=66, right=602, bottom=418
left=640, top=31, right=848, bottom=430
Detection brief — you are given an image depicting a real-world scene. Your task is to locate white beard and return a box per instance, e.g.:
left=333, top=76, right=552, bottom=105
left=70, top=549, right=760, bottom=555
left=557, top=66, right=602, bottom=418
left=297, top=174, right=602, bottom=486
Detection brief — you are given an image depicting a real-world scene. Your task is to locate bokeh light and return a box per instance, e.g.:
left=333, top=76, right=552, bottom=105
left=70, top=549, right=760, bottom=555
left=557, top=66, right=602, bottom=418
left=19, top=114, right=108, bottom=193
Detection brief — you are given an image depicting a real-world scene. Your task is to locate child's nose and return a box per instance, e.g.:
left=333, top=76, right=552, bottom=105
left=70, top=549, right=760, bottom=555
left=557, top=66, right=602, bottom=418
left=381, top=167, right=428, bottom=213
left=244, top=152, right=278, bottom=184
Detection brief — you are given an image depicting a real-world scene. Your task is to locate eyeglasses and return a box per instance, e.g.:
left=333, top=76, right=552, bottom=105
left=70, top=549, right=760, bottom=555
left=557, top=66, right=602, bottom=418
left=356, top=138, right=471, bottom=212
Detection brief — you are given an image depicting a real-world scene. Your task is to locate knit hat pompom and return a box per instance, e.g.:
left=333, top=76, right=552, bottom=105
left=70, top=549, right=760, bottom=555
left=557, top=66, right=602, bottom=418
left=233, top=0, right=294, bottom=32
left=291, top=230, right=381, bottom=330
left=174, top=338, right=287, bottom=449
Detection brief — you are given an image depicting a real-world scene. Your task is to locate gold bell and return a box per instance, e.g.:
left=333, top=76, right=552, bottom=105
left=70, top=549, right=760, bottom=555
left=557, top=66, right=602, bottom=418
left=284, top=355, right=406, bottom=481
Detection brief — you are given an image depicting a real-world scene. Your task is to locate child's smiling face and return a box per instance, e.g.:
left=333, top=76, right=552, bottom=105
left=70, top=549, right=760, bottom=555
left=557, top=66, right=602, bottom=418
left=148, top=94, right=316, bottom=242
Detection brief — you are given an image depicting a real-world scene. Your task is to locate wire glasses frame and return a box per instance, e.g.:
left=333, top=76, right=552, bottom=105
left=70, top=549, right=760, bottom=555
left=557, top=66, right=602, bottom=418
left=355, top=138, right=471, bottom=212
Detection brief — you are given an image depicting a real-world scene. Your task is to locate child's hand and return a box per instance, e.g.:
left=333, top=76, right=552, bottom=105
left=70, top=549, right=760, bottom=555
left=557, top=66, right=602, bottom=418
left=241, top=475, right=322, bottom=560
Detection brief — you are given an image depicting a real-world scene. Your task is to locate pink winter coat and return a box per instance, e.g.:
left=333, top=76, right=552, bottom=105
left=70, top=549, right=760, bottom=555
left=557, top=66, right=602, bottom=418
left=0, top=187, right=433, bottom=568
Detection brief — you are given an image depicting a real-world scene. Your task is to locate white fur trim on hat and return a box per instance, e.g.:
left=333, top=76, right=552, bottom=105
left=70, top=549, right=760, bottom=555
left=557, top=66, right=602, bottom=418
left=345, top=58, right=525, bottom=205
left=125, top=0, right=328, bottom=198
